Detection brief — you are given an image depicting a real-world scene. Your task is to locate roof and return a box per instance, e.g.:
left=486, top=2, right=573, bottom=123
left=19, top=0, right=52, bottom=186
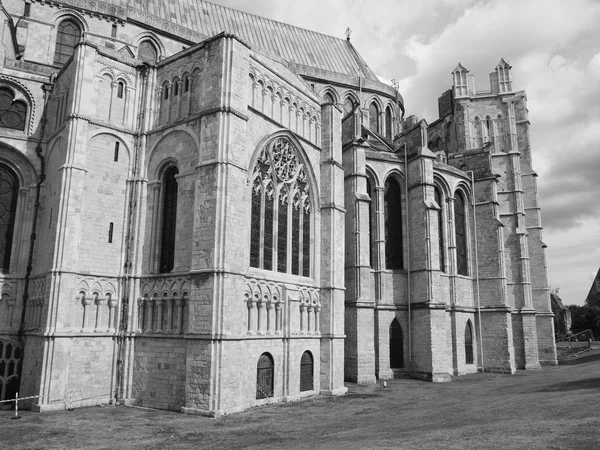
left=57, top=0, right=380, bottom=81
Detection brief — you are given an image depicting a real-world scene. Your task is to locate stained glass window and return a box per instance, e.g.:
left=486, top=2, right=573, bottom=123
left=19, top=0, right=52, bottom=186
left=302, top=199, right=310, bottom=277
left=250, top=178, right=262, bottom=268
left=256, top=353, right=274, bottom=399
left=277, top=190, right=288, bottom=273
left=384, top=178, right=403, bottom=270
left=249, top=137, right=311, bottom=277
left=0, top=89, right=27, bottom=131
left=291, top=193, right=300, bottom=275
left=435, top=188, right=445, bottom=272
left=0, top=164, right=19, bottom=273
left=54, top=19, right=81, bottom=66
left=455, top=193, right=468, bottom=275
left=160, top=166, right=178, bottom=273
left=369, top=102, right=379, bottom=133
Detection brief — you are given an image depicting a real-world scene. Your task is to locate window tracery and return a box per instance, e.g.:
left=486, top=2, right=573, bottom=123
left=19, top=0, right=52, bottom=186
left=138, top=40, right=158, bottom=64
left=0, top=88, right=27, bottom=131
left=250, top=137, right=311, bottom=277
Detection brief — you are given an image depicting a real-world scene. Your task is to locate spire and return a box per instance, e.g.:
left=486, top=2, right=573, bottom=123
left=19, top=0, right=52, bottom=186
left=345, top=27, right=352, bottom=41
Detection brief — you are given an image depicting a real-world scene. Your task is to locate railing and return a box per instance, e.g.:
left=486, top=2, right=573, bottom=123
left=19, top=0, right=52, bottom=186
left=0, top=393, right=44, bottom=420
left=555, top=329, right=595, bottom=360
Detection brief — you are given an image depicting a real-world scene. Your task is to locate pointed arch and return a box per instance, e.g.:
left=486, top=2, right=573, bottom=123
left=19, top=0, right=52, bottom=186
left=454, top=190, right=468, bottom=276
left=383, top=175, right=403, bottom=270
left=465, top=320, right=474, bottom=364
left=248, top=133, right=317, bottom=277
left=389, top=318, right=404, bottom=369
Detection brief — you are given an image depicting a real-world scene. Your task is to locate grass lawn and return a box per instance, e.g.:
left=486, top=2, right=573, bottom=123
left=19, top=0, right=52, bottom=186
left=3, top=349, right=600, bottom=450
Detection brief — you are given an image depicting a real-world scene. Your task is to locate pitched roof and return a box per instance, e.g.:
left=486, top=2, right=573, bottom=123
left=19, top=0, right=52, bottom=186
left=64, top=0, right=380, bottom=81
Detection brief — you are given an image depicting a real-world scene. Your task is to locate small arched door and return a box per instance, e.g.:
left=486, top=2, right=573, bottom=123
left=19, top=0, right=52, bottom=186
left=300, top=351, right=314, bottom=392
left=389, top=319, right=404, bottom=369
left=256, top=353, right=274, bottom=399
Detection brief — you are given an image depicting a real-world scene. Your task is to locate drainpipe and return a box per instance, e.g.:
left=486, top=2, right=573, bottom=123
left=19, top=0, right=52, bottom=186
left=16, top=81, right=53, bottom=394
left=404, top=143, right=412, bottom=363
left=469, top=170, right=484, bottom=372
left=114, top=62, right=150, bottom=403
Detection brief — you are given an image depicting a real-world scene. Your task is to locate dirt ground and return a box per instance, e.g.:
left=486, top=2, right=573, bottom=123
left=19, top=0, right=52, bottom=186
left=3, top=350, right=600, bottom=450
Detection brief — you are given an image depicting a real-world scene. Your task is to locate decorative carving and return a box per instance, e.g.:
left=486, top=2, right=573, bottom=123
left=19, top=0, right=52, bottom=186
left=244, top=279, right=283, bottom=334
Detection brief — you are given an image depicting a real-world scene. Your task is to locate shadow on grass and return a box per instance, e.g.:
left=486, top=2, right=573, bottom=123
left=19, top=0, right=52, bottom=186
left=558, top=351, right=600, bottom=366
left=538, top=377, right=600, bottom=392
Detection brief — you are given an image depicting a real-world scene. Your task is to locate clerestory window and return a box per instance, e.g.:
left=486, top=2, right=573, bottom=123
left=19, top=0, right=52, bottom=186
left=54, top=19, right=81, bottom=66
left=250, top=137, right=311, bottom=277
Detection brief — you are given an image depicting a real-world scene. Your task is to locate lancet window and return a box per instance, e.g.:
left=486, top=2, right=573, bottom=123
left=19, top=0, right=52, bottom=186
left=455, top=192, right=468, bottom=276
left=385, top=106, right=393, bottom=139
left=0, top=164, right=19, bottom=273
left=435, top=187, right=445, bottom=272
left=384, top=177, right=403, bottom=270
left=250, top=137, right=311, bottom=277
left=159, top=166, right=178, bottom=273
left=369, top=101, right=379, bottom=133
left=465, top=320, right=474, bottom=364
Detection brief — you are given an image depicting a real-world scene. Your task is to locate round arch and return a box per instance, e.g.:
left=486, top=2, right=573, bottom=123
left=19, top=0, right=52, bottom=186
left=147, top=128, right=200, bottom=181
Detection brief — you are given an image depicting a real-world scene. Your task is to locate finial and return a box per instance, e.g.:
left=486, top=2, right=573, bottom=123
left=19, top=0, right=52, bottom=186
left=345, top=27, right=352, bottom=41
left=391, top=79, right=399, bottom=91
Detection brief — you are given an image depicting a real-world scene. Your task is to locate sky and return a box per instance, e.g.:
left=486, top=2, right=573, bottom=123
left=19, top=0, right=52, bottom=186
left=211, top=0, right=600, bottom=305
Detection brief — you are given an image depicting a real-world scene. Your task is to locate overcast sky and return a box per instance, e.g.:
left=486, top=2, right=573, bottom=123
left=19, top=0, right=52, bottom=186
left=212, top=0, right=600, bottom=305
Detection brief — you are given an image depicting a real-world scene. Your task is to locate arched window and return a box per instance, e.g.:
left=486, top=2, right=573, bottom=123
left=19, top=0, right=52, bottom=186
left=0, top=88, right=27, bottom=131
left=343, top=97, right=355, bottom=115
left=138, top=40, right=158, bottom=64
left=465, top=320, right=474, bottom=364
left=497, top=115, right=506, bottom=152
left=0, top=341, right=21, bottom=400
left=389, top=318, right=404, bottom=369
left=0, top=164, right=19, bottom=273
left=256, top=353, right=274, bottom=399
left=369, top=101, right=379, bottom=133
left=473, top=117, right=483, bottom=148
left=485, top=116, right=492, bottom=143
left=250, top=137, right=311, bottom=277
left=54, top=19, right=81, bottom=66
left=385, top=106, right=393, bottom=139
left=117, top=82, right=124, bottom=99
left=323, top=92, right=335, bottom=104
left=159, top=166, right=178, bottom=273
left=367, top=177, right=375, bottom=268
left=455, top=192, right=468, bottom=276
left=435, top=187, right=445, bottom=272
left=300, top=351, right=314, bottom=392
left=384, top=177, right=403, bottom=270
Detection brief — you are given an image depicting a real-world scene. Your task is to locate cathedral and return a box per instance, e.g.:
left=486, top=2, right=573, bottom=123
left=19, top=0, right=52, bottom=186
left=0, top=0, right=556, bottom=416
